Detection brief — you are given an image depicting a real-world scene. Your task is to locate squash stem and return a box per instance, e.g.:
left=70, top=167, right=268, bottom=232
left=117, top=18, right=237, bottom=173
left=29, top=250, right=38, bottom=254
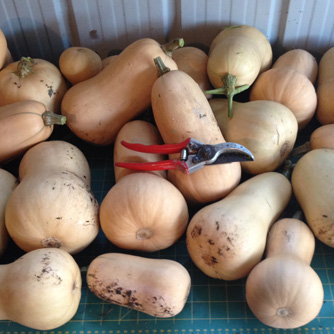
left=205, top=73, right=249, bottom=118
left=161, top=38, right=184, bottom=57
left=280, top=159, right=295, bottom=180
left=289, top=141, right=311, bottom=157
left=154, top=56, right=170, bottom=77
left=42, top=110, right=66, bottom=126
left=16, top=56, right=35, bottom=78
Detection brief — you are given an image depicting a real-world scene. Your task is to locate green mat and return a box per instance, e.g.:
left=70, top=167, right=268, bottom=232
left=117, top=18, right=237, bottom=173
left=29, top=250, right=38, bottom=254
left=1, top=122, right=334, bottom=334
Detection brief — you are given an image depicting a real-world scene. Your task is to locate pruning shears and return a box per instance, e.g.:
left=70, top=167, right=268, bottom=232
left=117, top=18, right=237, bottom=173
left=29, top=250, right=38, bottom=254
left=115, top=137, right=254, bottom=175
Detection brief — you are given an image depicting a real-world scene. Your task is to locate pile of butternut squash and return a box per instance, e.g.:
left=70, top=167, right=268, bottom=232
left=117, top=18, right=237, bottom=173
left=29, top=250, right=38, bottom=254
left=0, top=24, right=334, bottom=331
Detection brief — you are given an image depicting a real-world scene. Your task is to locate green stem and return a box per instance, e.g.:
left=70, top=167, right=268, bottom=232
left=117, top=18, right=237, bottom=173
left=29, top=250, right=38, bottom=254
left=205, top=73, right=249, bottom=118
left=154, top=56, right=171, bottom=78
left=161, top=38, right=184, bottom=57
left=16, top=57, right=35, bottom=78
left=42, top=110, right=66, bottom=126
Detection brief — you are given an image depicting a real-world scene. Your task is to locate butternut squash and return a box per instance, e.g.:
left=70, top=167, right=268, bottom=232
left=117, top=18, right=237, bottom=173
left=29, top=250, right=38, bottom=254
left=114, top=120, right=166, bottom=182
left=317, top=47, right=334, bottom=124
left=151, top=57, right=241, bottom=205
left=291, top=148, right=334, bottom=247
left=0, top=100, right=66, bottom=165
left=61, top=38, right=182, bottom=145
left=0, top=57, right=68, bottom=113
left=87, top=253, right=191, bottom=317
left=290, top=123, right=334, bottom=156
left=250, top=50, right=317, bottom=130
left=100, top=172, right=188, bottom=252
left=186, top=172, right=291, bottom=280
left=5, top=140, right=100, bottom=254
left=59, top=46, right=103, bottom=85
left=210, top=99, right=298, bottom=174
left=172, top=46, right=212, bottom=98
left=0, top=248, right=81, bottom=330
left=246, top=217, right=324, bottom=329
left=0, top=169, right=17, bottom=257
left=207, top=25, right=272, bottom=117
left=272, top=49, right=318, bottom=84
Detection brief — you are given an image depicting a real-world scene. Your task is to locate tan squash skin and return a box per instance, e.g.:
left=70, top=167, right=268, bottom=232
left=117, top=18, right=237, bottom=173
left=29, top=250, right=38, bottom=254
left=5, top=141, right=100, bottom=254
left=250, top=67, right=317, bottom=130
left=0, top=100, right=66, bottom=165
left=310, top=124, right=334, bottom=149
left=291, top=148, right=334, bottom=247
left=0, top=248, right=82, bottom=330
left=100, top=172, right=188, bottom=252
left=186, top=172, right=292, bottom=280
left=246, top=218, right=324, bottom=329
left=59, top=46, right=103, bottom=85
left=114, top=120, right=166, bottom=182
left=317, top=47, right=334, bottom=124
left=61, top=38, right=179, bottom=146
left=87, top=253, right=191, bottom=318
left=210, top=99, right=298, bottom=174
left=0, top=57, right=68, bottom=113
left=172, top=46, right=212, bottom=97
left=0, top=29, right=7, bottom=69
left=101, top=55, right=118, bottom=69
left=207, top=25, right=272, bottom=88
left=272, top=49, right=318, bottom=84
left=3, top=48, right=13, bottom=67
left=0, top=169, right=17, bottom=257
left=151, top=67, right=241, bottom=205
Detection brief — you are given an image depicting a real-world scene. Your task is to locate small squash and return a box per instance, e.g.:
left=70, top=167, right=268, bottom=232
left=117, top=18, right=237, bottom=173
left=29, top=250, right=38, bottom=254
left=100, top=172, right=188, bottom=252
left=186, top=172, right=291, bottom=280
left=87, top=252, right=191, bottom=318
left=0, top=248, right=81, bottom=330
left=272, top=49, right=318, bottom=84
left=0, top=169, right=17, bottom=257
left=59, top=46, right=103, bottom=85
left=0, top=100, right=66, bottom=165
left=210, top=99, right=298, bottom=174
left=114, top=120, right=166, bottom=182
left=290, top=123, right=334, bottom=156
left=250, top=50, right=317, bottom=130
left=172, top=46, right=212, bottom=98
left=291, top=148, right=334, bottom=247
left=316, top=47, right=334, bottom=124
left=246, top=217, right=324, bottom=329
left=151, top=57, right=241, bottom=205
left=206, top=25, right=272, bottom=116
left=5, top=140, right=100, bottom=254
left=0, top=57, right=68, bottom=113
left=61, top=38, right=182, bottom=145
left=0, top=29, right=7, bottom=69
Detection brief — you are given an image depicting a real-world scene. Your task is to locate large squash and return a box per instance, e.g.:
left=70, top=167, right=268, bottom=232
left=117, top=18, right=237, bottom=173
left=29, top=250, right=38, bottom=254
left=151, top=57, right=241, bottom=205
left=61, top=38, right=181, bottom=145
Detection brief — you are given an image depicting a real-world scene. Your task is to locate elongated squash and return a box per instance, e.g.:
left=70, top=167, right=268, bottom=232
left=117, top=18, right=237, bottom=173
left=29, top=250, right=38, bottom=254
left=87, top=253, right=191, bottom=317
left=151, top=57, right=242, bottom=205
left=291, top=148, right=334, bottom=247
left=61, top=38, right=181, bottom=145
left=186, top=172, right=291, bottom=280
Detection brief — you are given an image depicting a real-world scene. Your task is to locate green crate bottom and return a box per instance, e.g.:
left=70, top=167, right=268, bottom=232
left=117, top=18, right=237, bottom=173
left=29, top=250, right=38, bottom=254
left=1, top=126, right=334, bottom=334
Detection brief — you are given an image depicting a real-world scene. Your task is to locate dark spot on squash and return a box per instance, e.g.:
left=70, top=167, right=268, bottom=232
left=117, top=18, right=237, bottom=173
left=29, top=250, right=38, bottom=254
left=202, top=254, right=218, bottom=266
left=208, top=239, right=215, bottom=245
left=216, top=221, right=220, bottom=230
left=323, top=214, right=328, bottom=218
left=191, top=225, right=202, bottom=238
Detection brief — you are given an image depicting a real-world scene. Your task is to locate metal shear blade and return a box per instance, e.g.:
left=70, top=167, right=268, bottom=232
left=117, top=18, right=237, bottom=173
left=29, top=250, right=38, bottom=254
left=115, top=138, right=254, bottom=174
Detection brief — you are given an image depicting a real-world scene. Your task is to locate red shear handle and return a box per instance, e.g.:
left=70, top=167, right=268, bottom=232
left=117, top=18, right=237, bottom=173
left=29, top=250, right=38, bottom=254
left=120, top=138, right=191, bottom=154
left=115, top=160, right=190, bottom=174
